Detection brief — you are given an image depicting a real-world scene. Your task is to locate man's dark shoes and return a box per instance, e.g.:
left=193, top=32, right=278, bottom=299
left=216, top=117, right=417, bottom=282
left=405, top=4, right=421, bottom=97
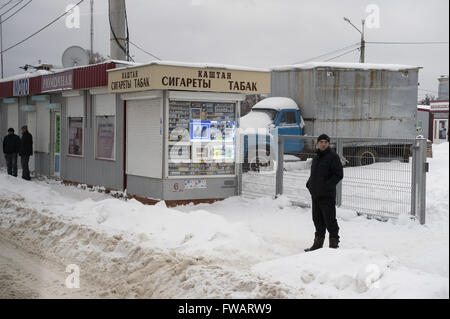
left=304, top=236, right=325, bottom=252
left=329, top=237, right=340, bottom=249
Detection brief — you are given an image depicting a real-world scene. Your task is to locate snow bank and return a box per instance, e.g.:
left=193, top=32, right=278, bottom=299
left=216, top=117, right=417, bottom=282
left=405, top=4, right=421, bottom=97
left=253, top=249, right=447, bottom=298
left=0, top=142, right=448, bottom=298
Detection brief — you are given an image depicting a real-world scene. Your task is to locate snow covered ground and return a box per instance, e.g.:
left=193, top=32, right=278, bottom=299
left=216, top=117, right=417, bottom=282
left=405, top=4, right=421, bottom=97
left=0, top=142, right=448, bottom=298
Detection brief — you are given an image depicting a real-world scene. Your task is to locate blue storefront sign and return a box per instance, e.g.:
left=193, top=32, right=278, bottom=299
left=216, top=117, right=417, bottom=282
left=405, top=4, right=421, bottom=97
left=13, top=78, right=29, bottom=96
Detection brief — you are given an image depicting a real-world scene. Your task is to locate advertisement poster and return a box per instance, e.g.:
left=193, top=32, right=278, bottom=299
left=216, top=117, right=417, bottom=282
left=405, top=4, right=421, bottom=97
left=97, top=122, right=115, bottom=159
left=68, top=118, right=83, bottom=156
left=190, top=121, right=210, bottom=141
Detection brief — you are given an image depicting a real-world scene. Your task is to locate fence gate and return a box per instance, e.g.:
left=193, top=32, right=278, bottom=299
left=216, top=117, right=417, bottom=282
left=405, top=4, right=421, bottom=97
left=239, top=136, right=428, bottom=224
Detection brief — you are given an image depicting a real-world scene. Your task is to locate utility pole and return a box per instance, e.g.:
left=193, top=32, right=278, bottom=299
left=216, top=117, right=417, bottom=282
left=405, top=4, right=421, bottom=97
left=360, top=19, right=365, bottom=63
left=109, top=0, right=127, bottom=61
left=344, top=17, right=366, bottom=63
left=90, top=0, right=94, bottom=64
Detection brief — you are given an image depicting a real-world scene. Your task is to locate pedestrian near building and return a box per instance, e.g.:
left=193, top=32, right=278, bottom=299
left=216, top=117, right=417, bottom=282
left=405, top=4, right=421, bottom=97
left=19, top=125, right=33, bottom=181
left=3, top=128, right=21, bottom=177
left=305, top=134, right=343, bottom=251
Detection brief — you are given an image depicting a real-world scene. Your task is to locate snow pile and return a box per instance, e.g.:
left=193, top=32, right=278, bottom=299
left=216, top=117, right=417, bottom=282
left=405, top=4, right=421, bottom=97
left=240, top=111, right=274, bottom=130
left=252, top=249, right=447, bottom=299
left=0, top=143, right=448, bottom=298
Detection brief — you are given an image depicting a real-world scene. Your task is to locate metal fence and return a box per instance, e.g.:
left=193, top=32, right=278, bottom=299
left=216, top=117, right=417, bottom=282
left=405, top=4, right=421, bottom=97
left=238, top=135, right=428, bottom=224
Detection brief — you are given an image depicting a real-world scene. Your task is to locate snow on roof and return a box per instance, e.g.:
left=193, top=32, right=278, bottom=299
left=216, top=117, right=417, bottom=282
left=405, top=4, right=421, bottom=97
left=252, top=97, right=299, bottom=111
left=0, top=60, right=140, bottom=84
left=240, top=111, right=274, bottom=130
left=110, top=60, right=270, bottom=73
left=0, top=69, right=52, bottom=83
left=272, top=62, right=421, bottom=72
left=418, top=104, right=431, bottom=110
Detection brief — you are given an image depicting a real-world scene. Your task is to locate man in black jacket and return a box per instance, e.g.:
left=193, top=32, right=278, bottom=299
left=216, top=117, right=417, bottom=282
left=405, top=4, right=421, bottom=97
left=305, top=134, right=343, bottom=251
left=19, top=125, right=33, bottom=181
left=3, top=128, right=21, bottom=177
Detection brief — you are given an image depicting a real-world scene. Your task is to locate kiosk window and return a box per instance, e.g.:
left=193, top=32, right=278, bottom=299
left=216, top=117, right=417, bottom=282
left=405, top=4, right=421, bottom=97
left=68, top=117, right=83, bottom=156
left=168, top=101, right=236, bottom=176
left=96, top=116, right=115, bottom=160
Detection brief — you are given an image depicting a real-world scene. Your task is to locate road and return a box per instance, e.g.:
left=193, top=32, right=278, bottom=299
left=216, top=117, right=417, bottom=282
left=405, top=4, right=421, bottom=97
left=0, top=235, right=97, bottom=299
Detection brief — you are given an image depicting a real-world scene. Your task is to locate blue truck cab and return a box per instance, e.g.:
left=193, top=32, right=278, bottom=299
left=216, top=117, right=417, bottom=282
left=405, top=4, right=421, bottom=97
left=240, top=97, right=305, bottom=168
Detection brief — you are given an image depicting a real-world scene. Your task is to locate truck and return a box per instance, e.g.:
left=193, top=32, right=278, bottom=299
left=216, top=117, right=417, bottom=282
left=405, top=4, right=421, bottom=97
left=240, top=62, right=422, bottom=170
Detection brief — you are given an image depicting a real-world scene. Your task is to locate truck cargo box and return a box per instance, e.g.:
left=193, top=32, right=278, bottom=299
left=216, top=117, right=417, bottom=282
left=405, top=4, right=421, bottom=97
left=271, top=62, right=421, bottom=139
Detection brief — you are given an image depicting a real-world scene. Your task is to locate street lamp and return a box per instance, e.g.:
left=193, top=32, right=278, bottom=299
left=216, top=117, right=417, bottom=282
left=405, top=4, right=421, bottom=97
left=343, top=17, right=366, bottom=63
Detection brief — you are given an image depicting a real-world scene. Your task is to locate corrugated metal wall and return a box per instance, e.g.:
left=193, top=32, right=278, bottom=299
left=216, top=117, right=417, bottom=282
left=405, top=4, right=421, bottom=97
left=0, top=103, right=7, bottom=167
left=60, top=91, right=124, bottom=190
left=29, top=76, right=42, bottom=96
left=271, top=68, right=419, bottom=138
left=0, top=82, right=13, bottom=97
left=73, top=63, right=116, bottom=90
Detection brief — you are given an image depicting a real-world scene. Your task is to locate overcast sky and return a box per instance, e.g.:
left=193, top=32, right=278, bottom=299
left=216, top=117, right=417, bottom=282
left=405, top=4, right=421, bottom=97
left=1, top=0, right=448, bottom=98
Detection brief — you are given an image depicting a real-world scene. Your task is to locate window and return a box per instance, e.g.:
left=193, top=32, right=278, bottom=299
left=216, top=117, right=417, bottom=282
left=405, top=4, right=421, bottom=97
left=96, top=116, right=115, bottom=160
left=168, top=101, right=236, bottom=176
left=280, top=111, right=297, bottom=125
left=68, top=117, right=83, bottom=156
left=94, top=94, right=116, bottom=160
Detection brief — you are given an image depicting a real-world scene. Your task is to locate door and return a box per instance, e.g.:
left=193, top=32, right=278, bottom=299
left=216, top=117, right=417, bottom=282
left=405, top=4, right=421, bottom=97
left=434, top=119, right=448, bottom=141
left=27, top=112, right=37, bottom=175
left=277, top=110, right=302, bottom=153
left=53, top=112, right=61, bottom=177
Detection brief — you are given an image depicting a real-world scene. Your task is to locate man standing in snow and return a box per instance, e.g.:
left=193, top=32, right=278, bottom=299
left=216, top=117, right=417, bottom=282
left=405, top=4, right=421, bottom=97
left=19, top=125, right=33, bottom=181
left=3, top=128, right=21, bottom=177
left=305, top=134, right=343, bottom=251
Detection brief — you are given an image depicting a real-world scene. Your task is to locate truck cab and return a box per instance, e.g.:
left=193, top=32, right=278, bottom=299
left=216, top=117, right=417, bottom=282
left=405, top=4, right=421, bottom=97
left=240, top=97, right=305, bottom=170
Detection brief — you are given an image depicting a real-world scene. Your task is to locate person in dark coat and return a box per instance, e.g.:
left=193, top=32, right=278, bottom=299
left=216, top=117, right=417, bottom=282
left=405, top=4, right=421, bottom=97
left=305, top=134, right=343, bottom=251
left=3, top=128, right=21, bottom=177
left=19, top=125, right=33, bottom=181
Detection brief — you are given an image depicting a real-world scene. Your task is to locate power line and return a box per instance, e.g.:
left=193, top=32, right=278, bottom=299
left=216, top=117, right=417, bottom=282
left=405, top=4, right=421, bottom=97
left=292, top=42, right=359, bottom=64
left=0, top=0, right=85, bottom=54
left=2, top=0, right=32, bottom=23
left=0, top=0, right=15, bottom=11
left=129, top=40, right=161, bottom=61
left=367, top=41, right=449, bottom=45
left=0, top=0, right=22, bottom=16
left=325, top=47, right=360, bottom=62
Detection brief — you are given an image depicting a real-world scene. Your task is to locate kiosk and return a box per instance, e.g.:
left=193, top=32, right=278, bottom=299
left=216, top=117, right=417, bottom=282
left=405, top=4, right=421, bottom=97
left=108, top=61, right=270, bottom=202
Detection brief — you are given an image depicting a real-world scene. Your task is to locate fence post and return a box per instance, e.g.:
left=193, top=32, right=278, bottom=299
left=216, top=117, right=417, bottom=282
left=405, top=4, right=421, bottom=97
left=275, top=136, right=284, bottom=197
left=410, top=140, right=418, bottom=218
left=236, top=163, right=242, bottom=196
left=336, top=137, right=343, bottom=207
left=418, top=138, right=427, bottom=225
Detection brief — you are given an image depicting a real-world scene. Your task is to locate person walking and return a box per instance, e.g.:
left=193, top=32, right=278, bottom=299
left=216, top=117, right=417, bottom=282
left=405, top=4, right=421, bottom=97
left=19, top=125, right=33, bottom=181
left=305, top=134, right=343, bottom=251
left=3, top=128, right=21, bottom=177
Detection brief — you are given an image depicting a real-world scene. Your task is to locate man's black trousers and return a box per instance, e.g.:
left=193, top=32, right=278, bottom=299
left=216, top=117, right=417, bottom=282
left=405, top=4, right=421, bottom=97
left=5, top=153, right=18, bottom=177
left=312, top=196, right=340, bottom=239
left=21, top=155, right=30, bottom=180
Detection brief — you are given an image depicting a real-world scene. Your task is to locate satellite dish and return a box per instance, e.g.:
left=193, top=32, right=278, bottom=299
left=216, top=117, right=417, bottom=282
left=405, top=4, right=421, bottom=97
left=62, top=46, right=90, bottom=68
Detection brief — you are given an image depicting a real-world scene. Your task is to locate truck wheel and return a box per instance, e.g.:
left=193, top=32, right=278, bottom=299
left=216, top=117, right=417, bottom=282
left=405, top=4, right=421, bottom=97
left=247, top=147, right=274, bottom=172
left=356, top=148, right=378, bottom=166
